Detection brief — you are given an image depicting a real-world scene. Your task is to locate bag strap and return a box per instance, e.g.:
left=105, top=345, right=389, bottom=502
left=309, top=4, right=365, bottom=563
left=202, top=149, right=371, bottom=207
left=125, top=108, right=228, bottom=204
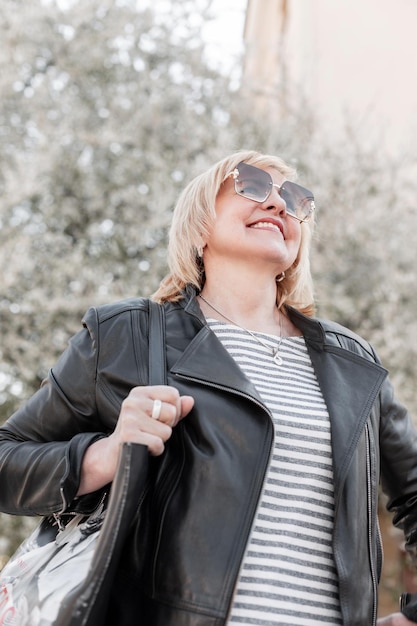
left=58, top=300, right=166, bottom=626
left=148, top=299, right=167, bottom=385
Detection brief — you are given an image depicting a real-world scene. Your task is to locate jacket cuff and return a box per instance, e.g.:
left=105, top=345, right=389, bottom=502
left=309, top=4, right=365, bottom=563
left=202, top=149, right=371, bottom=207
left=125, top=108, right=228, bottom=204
left=60, top=432, right=107, bottom=513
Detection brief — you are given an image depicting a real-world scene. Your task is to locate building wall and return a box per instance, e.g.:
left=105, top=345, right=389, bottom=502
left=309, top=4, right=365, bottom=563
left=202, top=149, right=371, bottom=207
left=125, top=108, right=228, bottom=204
left=244, top=0, right=417, bottom=154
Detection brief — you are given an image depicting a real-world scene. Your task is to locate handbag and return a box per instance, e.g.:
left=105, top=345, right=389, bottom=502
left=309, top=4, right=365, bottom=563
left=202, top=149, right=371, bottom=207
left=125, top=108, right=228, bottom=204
left=0, top=300, right=166, bottom=626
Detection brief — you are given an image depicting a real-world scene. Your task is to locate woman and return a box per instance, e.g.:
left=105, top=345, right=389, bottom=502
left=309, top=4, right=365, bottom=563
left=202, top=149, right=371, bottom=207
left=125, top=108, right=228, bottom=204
left=0, top=150, right=416, bottom=625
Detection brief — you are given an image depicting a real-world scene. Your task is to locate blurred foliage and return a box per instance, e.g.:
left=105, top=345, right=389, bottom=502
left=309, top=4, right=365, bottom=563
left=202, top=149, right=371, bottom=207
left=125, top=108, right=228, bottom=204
left=1, top=0, right=417, bottom=565
left=0, top=0, right=238, bottom=409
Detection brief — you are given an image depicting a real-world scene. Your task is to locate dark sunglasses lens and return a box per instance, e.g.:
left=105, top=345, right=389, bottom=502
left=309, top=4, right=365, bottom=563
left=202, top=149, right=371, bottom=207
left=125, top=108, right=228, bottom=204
left=235, top=162, right=271, bottom=202
left=280, top=181, right=315, bottom=220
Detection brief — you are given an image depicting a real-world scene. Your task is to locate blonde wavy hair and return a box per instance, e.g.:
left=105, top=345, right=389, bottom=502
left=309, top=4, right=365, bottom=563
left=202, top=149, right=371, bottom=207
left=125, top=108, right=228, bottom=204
left=153, top=150, right=316, bottom=316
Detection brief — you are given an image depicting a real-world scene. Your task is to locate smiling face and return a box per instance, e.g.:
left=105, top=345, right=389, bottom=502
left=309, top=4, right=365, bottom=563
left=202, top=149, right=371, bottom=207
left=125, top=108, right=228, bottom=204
left=202, top=166, right=302, bottom=278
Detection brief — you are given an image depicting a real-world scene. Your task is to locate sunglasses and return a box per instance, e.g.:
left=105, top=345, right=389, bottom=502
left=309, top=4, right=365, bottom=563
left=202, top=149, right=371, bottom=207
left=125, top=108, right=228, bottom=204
left=227, top=161, right=315, bottom=223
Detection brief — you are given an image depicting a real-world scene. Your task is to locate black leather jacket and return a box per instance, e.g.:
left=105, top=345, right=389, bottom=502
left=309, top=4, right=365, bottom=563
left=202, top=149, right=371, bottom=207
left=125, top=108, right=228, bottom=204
left=1, top=287, right=417, bottom=626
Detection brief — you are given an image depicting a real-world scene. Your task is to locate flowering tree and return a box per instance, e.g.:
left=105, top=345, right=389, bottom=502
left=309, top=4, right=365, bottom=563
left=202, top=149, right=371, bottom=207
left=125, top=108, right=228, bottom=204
left=0, top=0, right=236, bottom=417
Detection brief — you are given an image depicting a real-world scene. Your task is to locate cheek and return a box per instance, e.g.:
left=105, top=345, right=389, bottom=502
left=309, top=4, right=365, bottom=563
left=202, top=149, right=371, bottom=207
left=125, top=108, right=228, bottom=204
left=288, top=221, right=302, bottom=246
left=287, top=224, right=303, bottom=263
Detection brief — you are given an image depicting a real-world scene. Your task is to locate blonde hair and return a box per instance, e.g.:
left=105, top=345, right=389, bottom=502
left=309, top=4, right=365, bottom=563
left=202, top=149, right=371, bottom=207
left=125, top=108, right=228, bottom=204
left=153, top=150, right=315, bottom=316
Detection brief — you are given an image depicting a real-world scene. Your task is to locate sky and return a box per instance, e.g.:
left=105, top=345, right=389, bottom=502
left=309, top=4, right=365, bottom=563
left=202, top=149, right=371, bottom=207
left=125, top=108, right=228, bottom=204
left=203, top=0, right=245, bottom=71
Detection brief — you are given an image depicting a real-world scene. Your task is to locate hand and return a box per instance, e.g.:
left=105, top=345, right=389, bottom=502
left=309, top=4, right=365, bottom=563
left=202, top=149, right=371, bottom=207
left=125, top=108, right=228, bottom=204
left=377, top=613, right=416, bottom=625
left=77, top=385, right=194, bottom=495
left=111, top=385, right=194, bottom=456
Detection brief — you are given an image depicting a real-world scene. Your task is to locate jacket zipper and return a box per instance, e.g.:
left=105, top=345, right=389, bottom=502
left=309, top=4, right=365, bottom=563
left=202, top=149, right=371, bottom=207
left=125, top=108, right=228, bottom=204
left=54, top=488, right=108, bottom=530
left=365, top=423, right=378, bottom=626
left=58, top=485, right=69, bottom=517
left=175, top=373, right=275, bottom=623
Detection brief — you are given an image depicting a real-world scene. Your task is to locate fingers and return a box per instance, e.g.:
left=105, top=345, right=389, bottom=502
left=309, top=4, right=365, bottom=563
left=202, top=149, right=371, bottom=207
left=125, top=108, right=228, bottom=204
left=145, top=387, right=181, bottom=427
left=377, top=614, right=417, bottom=625
left=140, top=387, right=194, bottom=427
left=114, top=386, right=194, bottom=456
left=180, top=395, right=195, bottom=418
left=151, top=399, right=163, bottom=420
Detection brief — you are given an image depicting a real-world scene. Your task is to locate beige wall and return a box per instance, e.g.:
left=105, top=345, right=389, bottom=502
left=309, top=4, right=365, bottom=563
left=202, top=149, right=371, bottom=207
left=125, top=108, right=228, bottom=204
left=244, top=0, right=417, bottom=154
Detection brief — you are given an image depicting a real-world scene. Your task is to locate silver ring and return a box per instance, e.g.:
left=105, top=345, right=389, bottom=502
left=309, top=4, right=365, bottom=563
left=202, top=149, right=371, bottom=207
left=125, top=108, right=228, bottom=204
left=151, top=399, right=162, bottom=420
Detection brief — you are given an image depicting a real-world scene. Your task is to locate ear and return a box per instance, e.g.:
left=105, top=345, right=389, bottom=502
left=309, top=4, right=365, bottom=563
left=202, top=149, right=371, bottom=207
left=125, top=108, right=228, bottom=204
left=196, top=241, right=207, bottom=258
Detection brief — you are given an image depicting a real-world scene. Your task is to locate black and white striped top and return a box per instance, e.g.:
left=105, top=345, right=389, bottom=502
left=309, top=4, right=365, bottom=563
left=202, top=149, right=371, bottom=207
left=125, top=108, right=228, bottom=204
left=206, top=319, right=342, bottom=626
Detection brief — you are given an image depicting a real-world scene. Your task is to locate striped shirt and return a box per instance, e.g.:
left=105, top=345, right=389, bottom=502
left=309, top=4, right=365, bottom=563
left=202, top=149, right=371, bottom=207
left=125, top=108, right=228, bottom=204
left=206, top=319, right=342, bottom=626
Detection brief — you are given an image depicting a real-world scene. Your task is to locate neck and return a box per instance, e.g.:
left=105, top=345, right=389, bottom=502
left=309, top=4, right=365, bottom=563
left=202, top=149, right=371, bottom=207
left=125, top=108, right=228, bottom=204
left=199, top=278, right=280, bottom=334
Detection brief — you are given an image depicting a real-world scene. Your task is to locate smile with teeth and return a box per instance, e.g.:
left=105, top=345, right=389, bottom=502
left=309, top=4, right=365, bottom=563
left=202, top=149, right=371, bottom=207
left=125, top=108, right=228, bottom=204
left=250, top=221, right=282, bottom=235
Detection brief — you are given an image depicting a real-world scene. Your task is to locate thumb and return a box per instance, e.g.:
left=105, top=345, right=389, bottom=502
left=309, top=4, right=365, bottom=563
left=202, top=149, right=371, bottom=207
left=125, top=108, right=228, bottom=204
left=180, top=395, right=195, bottom=418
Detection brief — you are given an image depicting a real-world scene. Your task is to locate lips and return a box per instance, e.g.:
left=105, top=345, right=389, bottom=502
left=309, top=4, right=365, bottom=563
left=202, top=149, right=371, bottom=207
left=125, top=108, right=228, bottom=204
left=248, top=220, right=284, bottom=237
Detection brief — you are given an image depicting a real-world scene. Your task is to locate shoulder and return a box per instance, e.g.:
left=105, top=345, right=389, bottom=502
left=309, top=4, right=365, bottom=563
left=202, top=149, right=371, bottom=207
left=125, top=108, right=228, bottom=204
left=315, top=317, right=378, bottom=361
left=287, top=306, right=379, bottom=363
left=95, top=297, right=150, bottom=322
left=83, top=297, right=150, bottom=324
left=79, top=298, right=152, bottom=341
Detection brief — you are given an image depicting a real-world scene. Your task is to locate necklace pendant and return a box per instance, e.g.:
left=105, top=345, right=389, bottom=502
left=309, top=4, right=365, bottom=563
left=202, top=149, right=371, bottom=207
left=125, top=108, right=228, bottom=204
left=273, top=351, right=283, bottom=366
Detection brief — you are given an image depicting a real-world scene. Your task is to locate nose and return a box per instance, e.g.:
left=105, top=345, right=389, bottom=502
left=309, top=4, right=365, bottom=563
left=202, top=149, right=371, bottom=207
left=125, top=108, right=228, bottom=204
left=261, top=184, right=287, bottom=215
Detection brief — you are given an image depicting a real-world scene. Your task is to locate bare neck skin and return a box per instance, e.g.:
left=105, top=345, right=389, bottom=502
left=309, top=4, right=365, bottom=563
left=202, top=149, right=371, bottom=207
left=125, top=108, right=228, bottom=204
left=199, top=264, right=301, bottom=337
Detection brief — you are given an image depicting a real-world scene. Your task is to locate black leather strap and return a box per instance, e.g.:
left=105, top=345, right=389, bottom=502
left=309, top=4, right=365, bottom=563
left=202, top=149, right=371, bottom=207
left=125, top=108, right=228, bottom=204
left=400, top=592, right=417, bottom=621
left=148, top=300, right=167, bottom=385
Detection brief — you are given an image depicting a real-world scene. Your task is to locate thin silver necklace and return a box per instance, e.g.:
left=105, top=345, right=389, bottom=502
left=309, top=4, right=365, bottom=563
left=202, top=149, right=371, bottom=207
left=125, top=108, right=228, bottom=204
left=199, top=294, right=284, bottom=366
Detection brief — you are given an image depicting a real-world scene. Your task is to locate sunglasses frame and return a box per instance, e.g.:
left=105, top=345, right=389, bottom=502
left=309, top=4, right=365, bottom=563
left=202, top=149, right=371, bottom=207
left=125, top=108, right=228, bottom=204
left=227, top=162, right=315, bottom=223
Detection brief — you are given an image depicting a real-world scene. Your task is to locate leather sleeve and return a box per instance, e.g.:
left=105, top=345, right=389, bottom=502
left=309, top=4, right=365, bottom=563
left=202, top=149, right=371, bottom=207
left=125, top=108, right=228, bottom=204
left=379, top=375, right=417, bottom=565
left=0, top=309, right=111, bottom=516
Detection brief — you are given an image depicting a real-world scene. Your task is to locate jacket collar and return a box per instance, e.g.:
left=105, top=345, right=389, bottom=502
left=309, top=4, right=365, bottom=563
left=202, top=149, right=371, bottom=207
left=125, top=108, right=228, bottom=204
left=285, top=305, right=327, bottom=348
left=181, top=284, right=326, bottom=350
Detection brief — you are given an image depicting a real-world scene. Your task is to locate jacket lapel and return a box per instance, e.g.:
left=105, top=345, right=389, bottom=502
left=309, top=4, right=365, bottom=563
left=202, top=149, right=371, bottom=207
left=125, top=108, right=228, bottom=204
left=306, top=339, right=387, bottom=489
left=286, top=305, right=389, bottom=488
left=169, top=324, right=264, bottom=404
